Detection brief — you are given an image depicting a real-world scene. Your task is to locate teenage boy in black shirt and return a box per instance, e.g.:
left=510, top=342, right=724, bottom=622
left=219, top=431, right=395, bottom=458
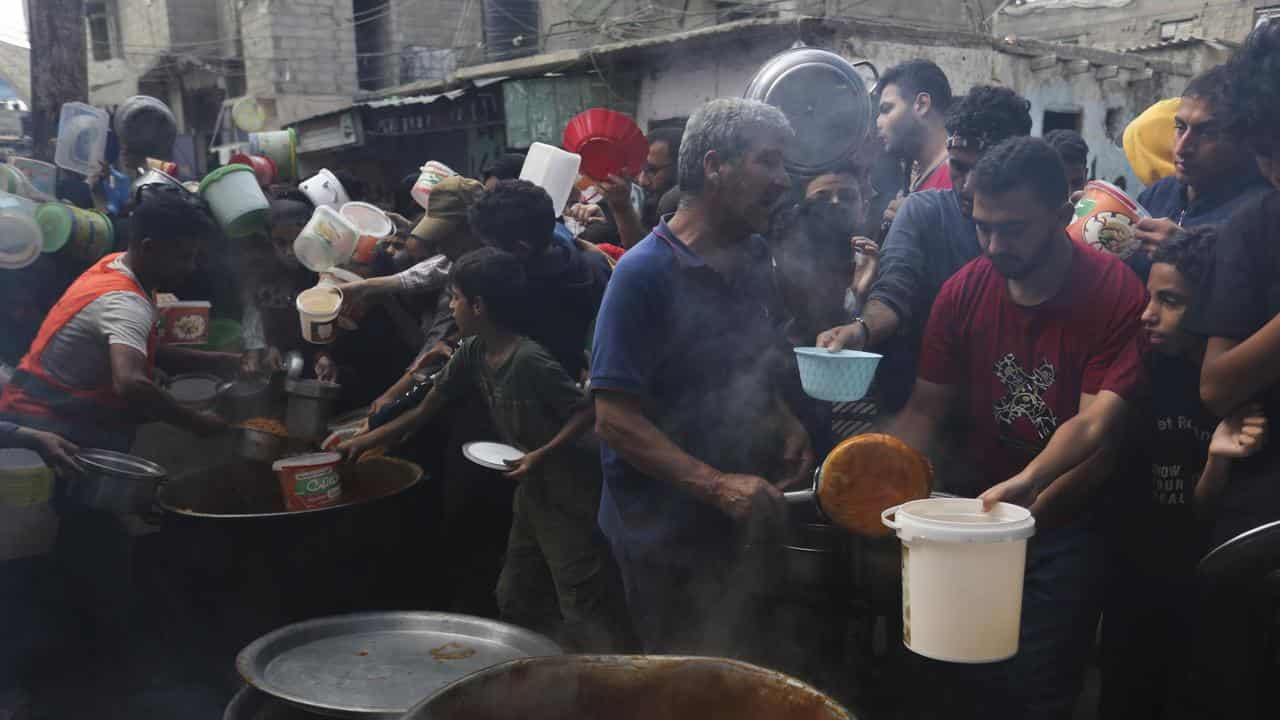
left=1100, top=227, right=1267, bottom=719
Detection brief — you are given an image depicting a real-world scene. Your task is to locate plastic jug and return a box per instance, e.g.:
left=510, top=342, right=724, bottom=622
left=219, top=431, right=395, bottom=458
left=54, top=102, right=109, bottom=176
left=519, top=143, right=581, bottom=216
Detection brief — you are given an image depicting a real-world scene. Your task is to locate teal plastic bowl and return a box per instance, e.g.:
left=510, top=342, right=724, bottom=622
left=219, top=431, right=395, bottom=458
left=794, top=347, right=883, bottom=402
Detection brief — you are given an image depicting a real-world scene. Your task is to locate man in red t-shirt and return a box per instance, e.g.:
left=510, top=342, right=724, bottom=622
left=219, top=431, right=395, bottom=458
left=891, top=137, right=1146, bottom=720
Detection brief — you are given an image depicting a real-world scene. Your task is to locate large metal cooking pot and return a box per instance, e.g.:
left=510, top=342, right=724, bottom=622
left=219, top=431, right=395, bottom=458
left=224, top=686, right=319, bottom=720
left=745, top=46, right=877, bottom=176
left=70, top=449, right=166, bottom=514
left=403, top=655, right=855, bottom=719
left=158, top=455, right=421, bottom=519
left=285, top=378, right=341, bottom=440
left=220, top=376, right=274, bottom=423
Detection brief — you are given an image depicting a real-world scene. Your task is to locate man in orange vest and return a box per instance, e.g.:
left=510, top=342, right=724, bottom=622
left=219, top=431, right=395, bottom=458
left=0, top=191, right=234, bottom=451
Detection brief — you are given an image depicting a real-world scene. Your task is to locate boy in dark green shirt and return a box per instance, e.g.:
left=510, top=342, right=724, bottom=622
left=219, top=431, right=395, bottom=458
left=342, top=248, right=632, bottom=650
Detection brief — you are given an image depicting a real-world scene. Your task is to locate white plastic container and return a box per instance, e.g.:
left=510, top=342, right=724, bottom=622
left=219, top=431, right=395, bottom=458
left=294, top=205, right=359, bottom=272
left=0, top=191, right=43, bottom=270
left=249, top=129, right=298, bottom=181
left=54, top=102, right=109, bottom=176
left=411, top=160, right=458, bottom=210
left=298, top=168, right=350, bottom=210
left=199, top=164, right=270, bottom=238
left=519, top=142, right=581, bottom=215
left=295, top=286, right=344, bottom=344
left=339, top=201, right=393, bottom=239
left=882, top=497, right=1035, bottom=663
left=11, top=158, right=56, bottom=196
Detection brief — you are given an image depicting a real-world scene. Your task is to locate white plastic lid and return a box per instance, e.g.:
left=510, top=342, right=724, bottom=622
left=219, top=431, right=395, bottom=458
left=883, top=497, right=1035, bottom=543
left=272, top=452, right=341, bottom=471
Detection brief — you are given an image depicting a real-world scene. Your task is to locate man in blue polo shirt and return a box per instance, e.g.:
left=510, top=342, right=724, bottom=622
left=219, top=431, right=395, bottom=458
left=590, top=98, right=814, bottom=656
left=1128, top=64, right=1272, bottom=279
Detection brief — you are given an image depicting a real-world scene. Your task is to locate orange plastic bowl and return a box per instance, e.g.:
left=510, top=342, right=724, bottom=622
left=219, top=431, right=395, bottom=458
left=563, top=108, right=648, bottom=182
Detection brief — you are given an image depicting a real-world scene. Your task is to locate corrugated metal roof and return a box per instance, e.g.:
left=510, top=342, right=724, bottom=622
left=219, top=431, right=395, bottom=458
left=1118, top=37, right=1234, bottom=53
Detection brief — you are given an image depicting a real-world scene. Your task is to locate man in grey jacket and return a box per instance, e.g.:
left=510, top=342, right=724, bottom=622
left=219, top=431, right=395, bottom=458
left=817, top=85, right=1033, bottom=411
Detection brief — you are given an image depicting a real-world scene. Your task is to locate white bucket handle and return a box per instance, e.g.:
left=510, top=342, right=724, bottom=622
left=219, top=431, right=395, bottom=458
left=881, top=503, right=902, bottom=531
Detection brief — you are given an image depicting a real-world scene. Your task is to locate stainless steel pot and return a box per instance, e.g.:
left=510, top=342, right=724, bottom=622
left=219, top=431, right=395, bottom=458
left=219, top=376, right=273, bottom=423
left=70, top=449, right=166, bottom=514
left=745, top=46, right=877, bottom=175
left=285, top=378, right=340, bottom=440
left=237, top=426, right=286, bottom=463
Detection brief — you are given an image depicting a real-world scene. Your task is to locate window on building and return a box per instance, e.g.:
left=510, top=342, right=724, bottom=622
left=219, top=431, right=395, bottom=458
left=1257, top=6, right=1280, bottom=27
left=86, top=2, right=114, bottom=61
left=1159, top=18, right=1196, bottom=41
left=1043, top=109, right=1082, bottom=134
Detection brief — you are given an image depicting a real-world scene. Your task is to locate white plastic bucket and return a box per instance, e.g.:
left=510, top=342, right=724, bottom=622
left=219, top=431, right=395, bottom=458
left=199, top=164, right=270, bottom=237
left=294, top=205, right=359, bottom=272
left=520, top=142, right=581, bottom=215
left=882, top=497, right=1035, bottom=663
left=298, top=168, right=350, bottom=209
left=411, top=160, right=458, bottom=210
left=296, top=286, right=343, bottom=344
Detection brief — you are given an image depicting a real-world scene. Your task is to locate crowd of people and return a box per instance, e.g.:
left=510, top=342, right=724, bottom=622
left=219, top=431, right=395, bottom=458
left=6, top=17, right=1280, bottom=720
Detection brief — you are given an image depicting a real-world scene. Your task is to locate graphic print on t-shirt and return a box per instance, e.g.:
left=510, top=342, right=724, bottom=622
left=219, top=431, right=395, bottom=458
left=993, top=353, right=1059, bottom=440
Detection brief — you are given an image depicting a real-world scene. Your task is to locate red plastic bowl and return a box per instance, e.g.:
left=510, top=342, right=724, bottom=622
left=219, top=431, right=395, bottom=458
left=563, top=108, right=648, bottom=181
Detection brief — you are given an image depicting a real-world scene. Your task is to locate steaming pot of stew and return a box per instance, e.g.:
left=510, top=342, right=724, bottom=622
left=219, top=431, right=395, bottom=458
left=401, top=655, right=856, bottom=720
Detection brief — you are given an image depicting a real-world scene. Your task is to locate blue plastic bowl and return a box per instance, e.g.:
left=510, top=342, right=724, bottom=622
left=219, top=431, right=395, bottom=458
left=794, top=347, right=883, bottom=402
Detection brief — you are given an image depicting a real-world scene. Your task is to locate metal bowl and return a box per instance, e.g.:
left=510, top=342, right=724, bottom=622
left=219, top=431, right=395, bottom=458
left=745, top=46, right=877, bottom=175
left=70, top=449, right=167, bottom=514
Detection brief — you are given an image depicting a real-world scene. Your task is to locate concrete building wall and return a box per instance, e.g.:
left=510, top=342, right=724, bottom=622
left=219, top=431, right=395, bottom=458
left=390, top=0, right=482, bottom=82
left=0, top=41, right=31, bottom=104
left=996, top=0, right=1269, bottom=48
left=88, top=0, right=173, bottom=104
left=636, top=27, right=1183, bottom=191
left=536, top=0, right=1007, bottom=55
left=238, top=0, right=359, bottom=126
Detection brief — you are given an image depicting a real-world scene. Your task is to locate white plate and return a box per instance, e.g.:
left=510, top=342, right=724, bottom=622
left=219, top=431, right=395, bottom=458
left=461, top=441, right=524, bottom=471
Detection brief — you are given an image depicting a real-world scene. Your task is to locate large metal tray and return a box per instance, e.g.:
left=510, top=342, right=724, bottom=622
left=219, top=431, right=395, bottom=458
left=236, top=612, right=561, bottom=719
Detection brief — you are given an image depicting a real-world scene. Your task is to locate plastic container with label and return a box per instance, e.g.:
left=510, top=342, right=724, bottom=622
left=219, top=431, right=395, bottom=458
left=199, top=164, right=270, bottom=238
left=34, top=202, right=115, bottom=260
left=272, top=452, right=343, bottom=511
left=157, top=300, right=212, bottom=345
left=411, top=161, right=458, bottom=210
left=54, top=102, right=109, bottom=176
left=295, top=286, right=343, bottom=344
left=519, top=143, right=581, bottom=215
left=294, top=205, right=358, bottom=272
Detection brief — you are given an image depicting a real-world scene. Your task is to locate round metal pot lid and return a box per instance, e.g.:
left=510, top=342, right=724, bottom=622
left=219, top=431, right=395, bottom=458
left=168, top=373, right=223, bottom=404
left=284, top=378, right=341, bottom=399
left=744, top=46, right=876, bottom=176
left=221, top=376, right=270, bottom=398
left=75, top=449, right=166, bottom=479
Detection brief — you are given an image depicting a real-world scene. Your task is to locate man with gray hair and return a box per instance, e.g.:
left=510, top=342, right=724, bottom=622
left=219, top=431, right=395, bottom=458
left=590, top=98, right=814, bottom=656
